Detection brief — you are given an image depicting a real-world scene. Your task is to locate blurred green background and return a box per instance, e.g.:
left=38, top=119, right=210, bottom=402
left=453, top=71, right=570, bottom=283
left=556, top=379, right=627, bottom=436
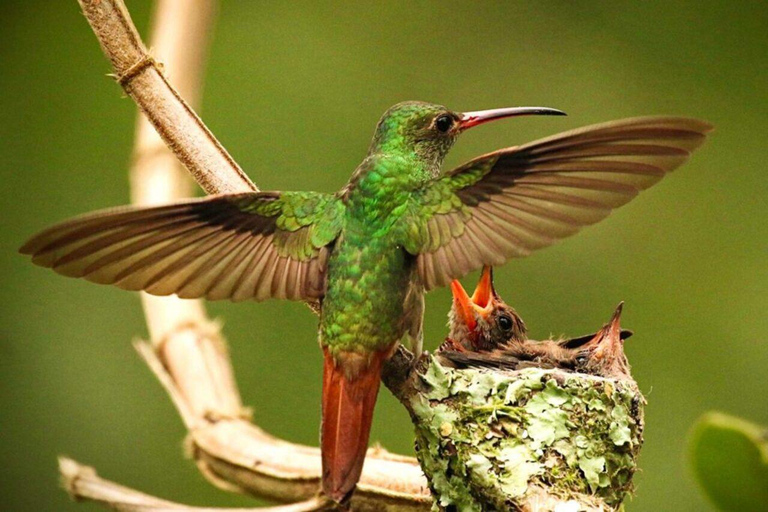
left=1, top=1, right=766, bottom=510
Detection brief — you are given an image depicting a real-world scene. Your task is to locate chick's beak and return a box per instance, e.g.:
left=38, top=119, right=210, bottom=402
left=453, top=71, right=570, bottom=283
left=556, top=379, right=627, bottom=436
left=471, top=265, right=495, bottom=309
left=450, top=279, right=478, bottom=331
left=589, top=302, right=626, bottom=361
left=450, top=266, right=499, bottom=330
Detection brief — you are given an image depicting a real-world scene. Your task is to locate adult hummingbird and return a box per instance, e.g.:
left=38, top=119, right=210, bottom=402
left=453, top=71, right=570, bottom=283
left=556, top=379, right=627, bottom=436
left=20, top=101, right=709, bottom=503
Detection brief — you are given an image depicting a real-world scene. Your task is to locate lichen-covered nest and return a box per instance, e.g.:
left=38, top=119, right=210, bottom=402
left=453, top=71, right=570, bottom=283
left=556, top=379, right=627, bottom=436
left=408, top=356, right=645, bottom=511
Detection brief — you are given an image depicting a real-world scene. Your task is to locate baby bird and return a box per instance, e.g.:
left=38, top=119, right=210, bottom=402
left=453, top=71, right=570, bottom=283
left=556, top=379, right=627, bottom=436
left=442, top=265, right=527, bottom=352
left=439, top=267, right=633, bottom=380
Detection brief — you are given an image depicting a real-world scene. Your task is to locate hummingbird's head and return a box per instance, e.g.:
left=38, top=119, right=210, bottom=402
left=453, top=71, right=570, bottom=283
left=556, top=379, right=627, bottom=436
left=369, top=101, right=565, bottom=176
left=563, top=303, right=632, bottom=380
left=447, top=266, right=527, bottom=351
left=369, top=101, right=459, bottom=174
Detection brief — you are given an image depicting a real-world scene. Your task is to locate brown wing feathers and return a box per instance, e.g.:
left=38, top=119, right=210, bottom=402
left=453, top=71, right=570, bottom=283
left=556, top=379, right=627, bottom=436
left=20, top=194, right=328, bottom=301
left=418, top=117, right=712, bottom=289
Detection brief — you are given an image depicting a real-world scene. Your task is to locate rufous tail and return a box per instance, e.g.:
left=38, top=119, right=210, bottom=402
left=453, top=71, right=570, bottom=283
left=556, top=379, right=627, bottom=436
left=321, top=347, right=385, bottom=504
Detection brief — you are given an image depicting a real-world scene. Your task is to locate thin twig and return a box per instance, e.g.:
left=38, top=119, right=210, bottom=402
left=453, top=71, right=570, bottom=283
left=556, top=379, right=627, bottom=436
left=78, top=0, right=256, bottom=195
left=59, top=458, right=333, bottom=512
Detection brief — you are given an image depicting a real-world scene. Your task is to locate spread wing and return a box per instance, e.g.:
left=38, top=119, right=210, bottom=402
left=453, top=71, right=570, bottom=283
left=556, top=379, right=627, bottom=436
left=20, top=192, right=344, bottom=301
left=401, top=117, right=712, bottom=290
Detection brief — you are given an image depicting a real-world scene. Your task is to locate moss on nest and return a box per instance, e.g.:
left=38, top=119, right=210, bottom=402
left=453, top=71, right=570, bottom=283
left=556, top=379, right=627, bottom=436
left=409, top=356, right=644, bottom=511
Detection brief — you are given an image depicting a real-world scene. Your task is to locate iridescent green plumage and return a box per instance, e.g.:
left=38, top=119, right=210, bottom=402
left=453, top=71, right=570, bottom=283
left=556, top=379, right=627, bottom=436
left=323, top=154, right=425, bottom=356
left=21, top=101, right=711, bottom=503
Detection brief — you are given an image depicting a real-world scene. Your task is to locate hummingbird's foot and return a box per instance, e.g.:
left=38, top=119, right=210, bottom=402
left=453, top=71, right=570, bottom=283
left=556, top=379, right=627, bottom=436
left=329, top=491, right=353, bottom=511
left=410, top=349, right=433, bottom=370
left=314, top=491, right=347, bottom=511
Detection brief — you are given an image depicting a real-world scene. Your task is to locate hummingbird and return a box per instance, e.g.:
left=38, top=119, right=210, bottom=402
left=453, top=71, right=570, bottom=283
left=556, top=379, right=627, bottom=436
left=20, top=101, right=709, bottom=503
left=439, top=267, right=632, bottom=380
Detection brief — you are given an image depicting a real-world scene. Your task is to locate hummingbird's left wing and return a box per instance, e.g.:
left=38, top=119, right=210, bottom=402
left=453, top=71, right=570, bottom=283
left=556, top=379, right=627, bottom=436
left=21, top=192, right=344, bottom=301
left=400, top=116, right=712, bottom=290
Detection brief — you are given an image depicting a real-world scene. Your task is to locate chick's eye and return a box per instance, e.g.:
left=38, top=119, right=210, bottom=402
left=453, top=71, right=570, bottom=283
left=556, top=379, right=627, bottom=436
left=498, top=315, right=513, bottom=332
left=435, top=115, right=454, bottom=133
left=575, top=353, right=588, bottom=366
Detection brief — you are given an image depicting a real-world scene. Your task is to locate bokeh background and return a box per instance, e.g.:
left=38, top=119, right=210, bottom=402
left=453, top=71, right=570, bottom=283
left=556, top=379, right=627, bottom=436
left=1, top=2, right=766, bottom=510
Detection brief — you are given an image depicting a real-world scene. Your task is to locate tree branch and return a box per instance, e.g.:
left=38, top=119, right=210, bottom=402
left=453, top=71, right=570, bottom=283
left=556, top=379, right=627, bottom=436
left=59, top=457, right=333, bottom=512
left=78, top=0, right=256, bottom=195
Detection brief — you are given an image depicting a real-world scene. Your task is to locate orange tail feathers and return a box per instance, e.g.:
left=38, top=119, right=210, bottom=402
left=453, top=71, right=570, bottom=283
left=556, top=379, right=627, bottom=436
left=321, top=347, right=387, bottom=504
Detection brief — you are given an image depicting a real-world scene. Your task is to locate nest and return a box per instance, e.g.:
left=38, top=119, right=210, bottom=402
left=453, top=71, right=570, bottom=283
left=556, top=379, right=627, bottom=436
left=404, top=356, right=645, bottom=511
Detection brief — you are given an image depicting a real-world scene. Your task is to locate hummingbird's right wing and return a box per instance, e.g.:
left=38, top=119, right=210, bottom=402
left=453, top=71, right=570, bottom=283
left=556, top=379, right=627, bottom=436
left=21, top=192, right=344, bottom=301
left=399, top=116, right=712, bottom=290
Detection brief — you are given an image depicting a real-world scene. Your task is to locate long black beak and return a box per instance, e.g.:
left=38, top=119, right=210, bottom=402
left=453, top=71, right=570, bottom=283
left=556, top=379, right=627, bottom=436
left=459, top=106, right=566, bottom=130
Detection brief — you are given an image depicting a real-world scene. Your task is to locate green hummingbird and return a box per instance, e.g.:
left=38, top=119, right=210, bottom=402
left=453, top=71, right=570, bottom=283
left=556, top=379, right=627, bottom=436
left=20, top=101, right=710, bottom=504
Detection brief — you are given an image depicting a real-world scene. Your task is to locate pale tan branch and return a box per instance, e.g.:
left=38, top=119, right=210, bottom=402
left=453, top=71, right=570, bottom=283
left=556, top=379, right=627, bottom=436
left=59, top=457, right=333, bottom=512
left=128, top=0, right=246, bottom=422
left=78, top=0, right=256, bottom=195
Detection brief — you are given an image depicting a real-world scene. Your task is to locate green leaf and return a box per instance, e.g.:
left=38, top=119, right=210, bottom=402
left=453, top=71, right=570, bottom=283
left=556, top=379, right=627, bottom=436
left=689, top=411, right=768, bottom=512
left=541, top=378, right=571, bottom=407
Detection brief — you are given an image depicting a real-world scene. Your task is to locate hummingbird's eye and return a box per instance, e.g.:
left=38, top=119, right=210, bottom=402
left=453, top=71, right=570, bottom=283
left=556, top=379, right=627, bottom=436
left=434, top=114, right=454, bottom=133
left=575, top=353, right=588, bottom=367
left=498, top=314, right=513, bottom=332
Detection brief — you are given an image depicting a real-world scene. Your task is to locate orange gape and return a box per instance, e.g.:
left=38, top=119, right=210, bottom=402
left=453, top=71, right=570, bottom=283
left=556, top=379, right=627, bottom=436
left=320, top=348, right=387, bottom=503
